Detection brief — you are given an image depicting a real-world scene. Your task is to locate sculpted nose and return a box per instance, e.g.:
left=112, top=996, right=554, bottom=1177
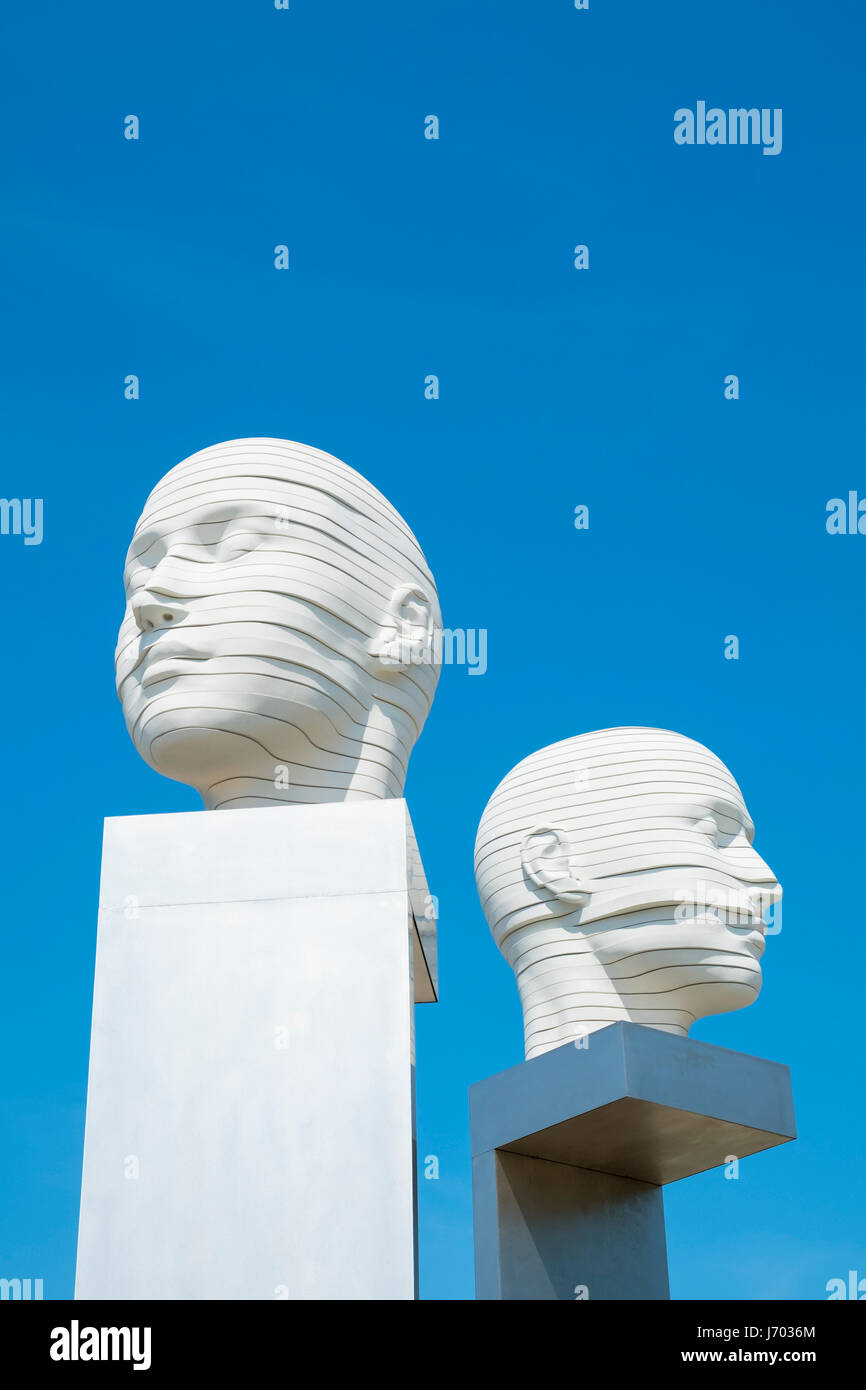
left=731, top=840, right=779, bottom=886
left=132, top=592, right=188, bottom=634
left=754, top=880, right=782, bottom=904
left=745, top=880, right=782, bottom=919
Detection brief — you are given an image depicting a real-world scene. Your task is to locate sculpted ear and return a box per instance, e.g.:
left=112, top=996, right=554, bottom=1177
left=521, top=825, right=590, bottom=905
left=371, top=583, right=436, bottom=673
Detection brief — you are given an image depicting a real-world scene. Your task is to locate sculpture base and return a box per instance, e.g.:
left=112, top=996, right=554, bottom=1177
left=75, top=799, right=436, bottom=1301
left=469, top=1023, right=795, bottom=1300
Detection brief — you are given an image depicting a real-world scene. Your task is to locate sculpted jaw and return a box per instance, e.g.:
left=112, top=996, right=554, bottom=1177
left=474, top=727, right=782, bottom=1059
left=116, top=438, right=442, bottom=808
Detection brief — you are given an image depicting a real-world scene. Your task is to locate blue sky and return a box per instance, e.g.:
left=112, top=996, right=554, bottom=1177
left=1, top=0, right=864, bottom=1300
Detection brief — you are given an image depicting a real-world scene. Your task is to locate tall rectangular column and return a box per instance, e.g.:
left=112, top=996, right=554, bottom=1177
left=75, top=799, right=437, bottom=1301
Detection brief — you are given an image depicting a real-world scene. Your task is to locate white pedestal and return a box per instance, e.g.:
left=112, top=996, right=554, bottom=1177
left=75, top=799, right=437, bottom=1301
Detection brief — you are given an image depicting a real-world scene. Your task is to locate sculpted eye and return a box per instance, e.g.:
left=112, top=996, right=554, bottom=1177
left=693, top=815, right=718, bottom=844
left=214, top=528, right=260, bottom=561
left=125, top=566, right=151, bottom=595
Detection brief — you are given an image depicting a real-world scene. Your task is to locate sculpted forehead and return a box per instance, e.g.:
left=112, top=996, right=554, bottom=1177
left=128, top=437, right=435, bottom=592
left=136, top=438, right=416, bottom=541
left=516, top=727, right=740, bottom=797
left=478, top=727, right=750, bottom=843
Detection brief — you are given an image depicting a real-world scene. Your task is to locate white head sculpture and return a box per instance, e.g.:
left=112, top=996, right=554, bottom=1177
left=475, top=727, right=781, bottom=1058
left=116, top=438, right=441, bottom=808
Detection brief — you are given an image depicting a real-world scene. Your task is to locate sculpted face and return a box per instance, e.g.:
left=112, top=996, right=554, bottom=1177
left=474, top=727, right=781, bottom=1058
left=116, top=438, right=441, bottom=808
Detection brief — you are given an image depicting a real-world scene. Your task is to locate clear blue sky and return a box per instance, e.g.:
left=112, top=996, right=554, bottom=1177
left=2, top=0, right=864, bottom=1300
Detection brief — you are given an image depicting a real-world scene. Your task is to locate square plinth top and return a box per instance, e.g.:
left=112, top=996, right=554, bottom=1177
left=469, top=1023, right=796, bottom=1187
left=99, top=798, right=438, bottom=1002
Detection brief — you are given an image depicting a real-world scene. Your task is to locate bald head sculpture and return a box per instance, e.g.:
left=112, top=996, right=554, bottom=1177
left=115, top=438, right=441, bottom=808
left=475, top=727, right=781, bottom=1058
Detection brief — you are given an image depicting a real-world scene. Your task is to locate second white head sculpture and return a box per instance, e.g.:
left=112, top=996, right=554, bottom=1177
left=116, top=438, right=441, bottom=808
left=475, top=727, right=781, bottom=1058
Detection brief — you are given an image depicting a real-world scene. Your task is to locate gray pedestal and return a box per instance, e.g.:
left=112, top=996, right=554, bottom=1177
left=469, top=1023, right=796, bottom=1300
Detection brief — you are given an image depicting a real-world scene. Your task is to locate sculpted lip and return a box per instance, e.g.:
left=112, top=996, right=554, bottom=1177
left=738, top=930, right=766, bottom=957
left=688, top=892, right=771, bottom=928
left=139, top=640, right=208, bottom=686
left=690, top=907, right=765, bottom=923
left=718, top=926, right=766, bottom=958
left=675, top=908, right=766, bottom=951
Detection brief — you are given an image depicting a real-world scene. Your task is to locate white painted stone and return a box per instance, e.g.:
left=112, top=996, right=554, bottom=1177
left=75, top=799, right=435, bottom=1300
left=474, top=727, right=781, bottom=1057
left=115, top=438, right=442, bottom=808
